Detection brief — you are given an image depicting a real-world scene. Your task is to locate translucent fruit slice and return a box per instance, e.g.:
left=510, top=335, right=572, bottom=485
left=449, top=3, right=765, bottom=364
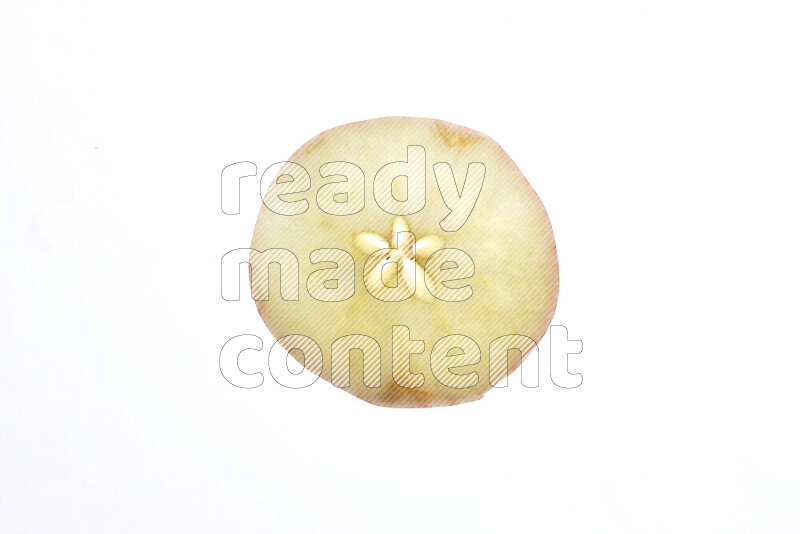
left=251, top=117, right=558, bottom=408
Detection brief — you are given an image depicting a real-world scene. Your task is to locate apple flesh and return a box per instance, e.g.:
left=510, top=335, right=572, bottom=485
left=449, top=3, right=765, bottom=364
left=251, top=117, right=558, bottom=407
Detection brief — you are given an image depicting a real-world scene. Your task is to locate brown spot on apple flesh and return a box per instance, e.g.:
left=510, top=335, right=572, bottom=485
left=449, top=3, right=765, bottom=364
left=435, top=121, right=480, bottom=150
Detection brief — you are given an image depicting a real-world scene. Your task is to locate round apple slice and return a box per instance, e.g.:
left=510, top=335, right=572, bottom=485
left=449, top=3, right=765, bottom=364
left=250, top=117, right=558, bottom=408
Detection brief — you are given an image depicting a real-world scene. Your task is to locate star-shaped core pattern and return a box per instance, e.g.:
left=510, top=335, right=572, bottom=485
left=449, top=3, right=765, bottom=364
left=355, top=217, right=444, bottom=302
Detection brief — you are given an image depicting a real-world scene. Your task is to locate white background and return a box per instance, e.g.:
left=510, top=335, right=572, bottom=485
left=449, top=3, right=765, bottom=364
left=2, top=1, right=799, bottom=532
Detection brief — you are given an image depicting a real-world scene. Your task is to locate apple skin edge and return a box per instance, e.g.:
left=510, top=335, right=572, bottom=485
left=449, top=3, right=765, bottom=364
left=251, top=117, right=559, bottom=408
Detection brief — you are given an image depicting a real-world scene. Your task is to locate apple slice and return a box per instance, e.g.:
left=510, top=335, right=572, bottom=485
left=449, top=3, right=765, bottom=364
left=250, top=117, right=558, bottom=407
